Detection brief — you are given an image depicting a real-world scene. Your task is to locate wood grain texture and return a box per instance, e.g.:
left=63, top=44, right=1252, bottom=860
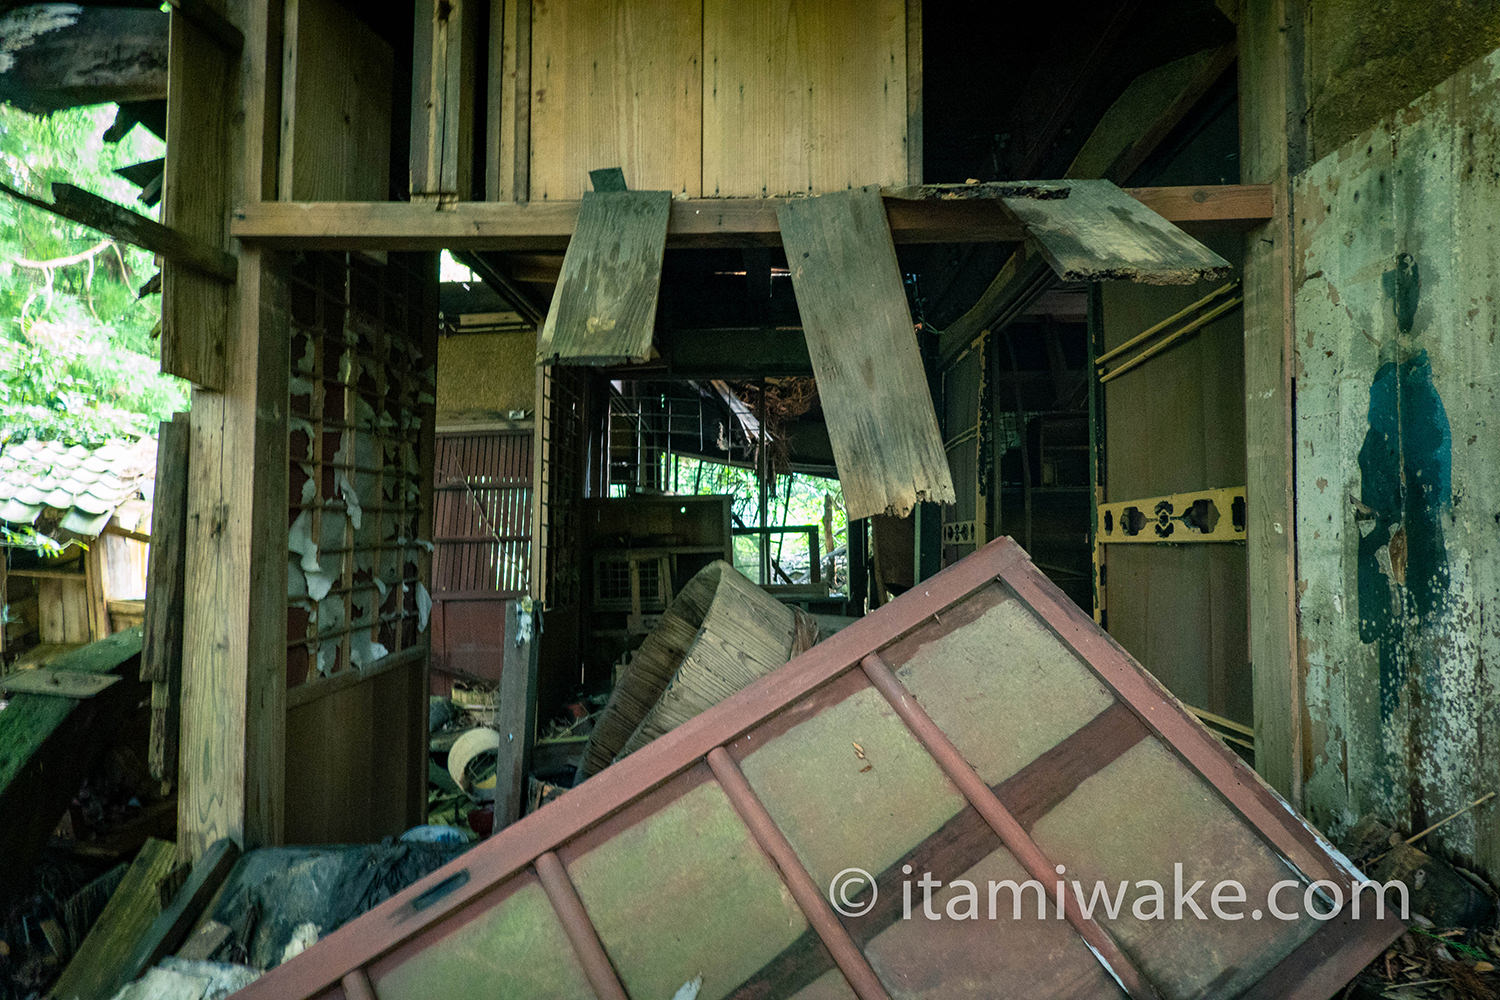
left=529, top=0, right=701, bottom=201
left=161, top=5, right=233, bottom=390
left=1001, top=179, right=1232, bottom=284
left=777, top=186, right=954, bottom=519
left=1237, top=0, right=1300, bottom=803
left=410, top=0, right=480, bottom=198
left=537, top=189, right=670, bottom=364
left=143, top=413, right=188, bottom=780
left=703, top=0, right=908, bottom=196
left=231, top=185, right=1274, bottom=251
left=177, top=0, right=288, bottom=860
left=279, top=0, right=392, bottom=200
left=51, top=837, right=178, bottom=1000
left=493, top=599, right=538, bottom=828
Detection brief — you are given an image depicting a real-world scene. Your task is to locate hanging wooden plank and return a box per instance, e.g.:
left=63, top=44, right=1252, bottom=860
left=1000, top=178, right=1232, bottom=285
left=777, top=185, right=954, bottom=520
left=536, top=189, right=670, bottom=365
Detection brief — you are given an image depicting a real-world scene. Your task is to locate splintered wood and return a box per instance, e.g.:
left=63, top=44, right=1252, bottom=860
left=1000, top=178, right=1231, bottom=284
left=537, top=189, right=671, bottom=365
left=777, top=185, right=955, bottom=519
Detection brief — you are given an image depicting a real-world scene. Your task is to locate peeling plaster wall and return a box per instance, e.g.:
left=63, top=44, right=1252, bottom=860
left=1293, top=48, right=1500, bottom=879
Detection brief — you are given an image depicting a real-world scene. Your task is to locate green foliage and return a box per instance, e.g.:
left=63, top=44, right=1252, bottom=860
left=0, top=102, right=186, bottom=444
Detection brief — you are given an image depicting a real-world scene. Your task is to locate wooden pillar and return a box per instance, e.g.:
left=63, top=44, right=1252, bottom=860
left=1238, top=0, right=1306, bottom=804
left=176, top=0, right=290, bottom=858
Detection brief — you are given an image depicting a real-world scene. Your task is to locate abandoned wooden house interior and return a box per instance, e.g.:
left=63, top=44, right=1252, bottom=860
left=2, top=0, right=1500, bottom=997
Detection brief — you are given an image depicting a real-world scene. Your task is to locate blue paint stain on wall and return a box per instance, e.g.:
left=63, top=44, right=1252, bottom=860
left=1356, top=254, right=1453, bottom=719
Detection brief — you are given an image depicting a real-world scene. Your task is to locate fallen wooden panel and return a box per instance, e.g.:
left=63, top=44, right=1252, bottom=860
left=778, top=186, right=955, bottom=519
left=52, top=837, right=181, bottom=1000
left=229, top=538, right=1400, bottom=1000
left=536, top=189, right=671, bottom=365
left=0, top=629, right=144, bottom=901
left=1001, top=178, right=1231, bottom=284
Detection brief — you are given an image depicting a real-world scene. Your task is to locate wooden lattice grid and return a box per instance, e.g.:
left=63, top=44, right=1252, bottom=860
left=285, top=253, right=436, bottom=686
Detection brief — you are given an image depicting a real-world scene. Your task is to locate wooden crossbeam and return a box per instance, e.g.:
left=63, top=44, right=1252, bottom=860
left=0, top=180, right=237, bottom=283
left=230, top=184, right=1273, bottom=251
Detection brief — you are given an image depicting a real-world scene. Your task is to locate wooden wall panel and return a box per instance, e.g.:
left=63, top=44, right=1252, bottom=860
left=280, top=0, right=393, bottom=200
left=702, top=0, right=909, bottom=196
left=528, top=0, right=702, bottom=200
left=1100, top=231, right=1250, bottom=728
left=284, top=657, right=426, bottom=843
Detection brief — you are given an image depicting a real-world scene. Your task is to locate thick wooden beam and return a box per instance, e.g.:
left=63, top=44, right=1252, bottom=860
left=1238, top=0, right=1303, bottom=805
left=177, top=0, right=289, bottom=860
left=231, top=184, right=1274, bottom=251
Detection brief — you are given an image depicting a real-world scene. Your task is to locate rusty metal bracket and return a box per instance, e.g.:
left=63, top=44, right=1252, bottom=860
left=1098, top=485, right=1246, bottom=543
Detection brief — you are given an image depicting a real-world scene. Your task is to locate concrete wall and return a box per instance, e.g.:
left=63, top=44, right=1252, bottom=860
left=1292, top=48, right=1500, bottom=878
left=1305, top=0, right=1500, bottom=162
left=435, top=331, right=536, bottom=422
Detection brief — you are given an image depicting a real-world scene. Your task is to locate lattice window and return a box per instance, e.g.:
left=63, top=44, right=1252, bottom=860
left=285, top=253, right=436, bottom=686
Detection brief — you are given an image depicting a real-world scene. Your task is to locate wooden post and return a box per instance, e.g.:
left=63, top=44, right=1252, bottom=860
left=493, top=598, right=538, bottom=829
left=177, top=0, right=290, bottom=858
left=1238, top=0, right=1306, bottom=805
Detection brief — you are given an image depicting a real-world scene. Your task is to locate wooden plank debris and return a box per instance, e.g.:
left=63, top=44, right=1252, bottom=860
left=0, top=629, right=144, bottom=900
left=51, top=838, right=182, bottom=1000
left=144, top=413, right=189, bottom=783
left=778, top=185, right=955, bottom=519
left=1000, top=178, right=1232, bottom=284
left=536, top=189, right=671, bottom=365
left=0, top=181, right=235, bottom=283
left=0, top=667, right=121, bottom=698
left=122, top=838, right=242, bottom=977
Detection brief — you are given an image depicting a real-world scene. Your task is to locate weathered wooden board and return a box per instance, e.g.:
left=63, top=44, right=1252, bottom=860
left=1001, top=178, right=1231, bottom=284
left=1236, top=1, right=1300, bottom=802
left=536, top=190, right=671, bottom=365
left=410, top=0, right=480, bottom=199
left=1292, top=49, right=1500, bottom=883
left=280, top=0, right=392, bottom=200
left=0, top=667, right=121, bottom=697
left=777, top=186, right=954, bottom=519
left=144, top=413, right=188, bottom=782
left=702, top=0, right=910, bottom=196
left=529, top=0, right=701, bottom=201
left=160, top=5, right=233, bottom=390
left=52, top=838, right=181, bottom=1000
left=123, top=838, right=241, bottom=976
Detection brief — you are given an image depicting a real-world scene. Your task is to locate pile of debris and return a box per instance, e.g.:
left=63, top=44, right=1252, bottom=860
left=1342, top=814, right=1500, bottom=999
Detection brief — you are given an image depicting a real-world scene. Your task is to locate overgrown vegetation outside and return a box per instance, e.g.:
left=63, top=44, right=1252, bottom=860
left=0, top=103, right=186, bottom=444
